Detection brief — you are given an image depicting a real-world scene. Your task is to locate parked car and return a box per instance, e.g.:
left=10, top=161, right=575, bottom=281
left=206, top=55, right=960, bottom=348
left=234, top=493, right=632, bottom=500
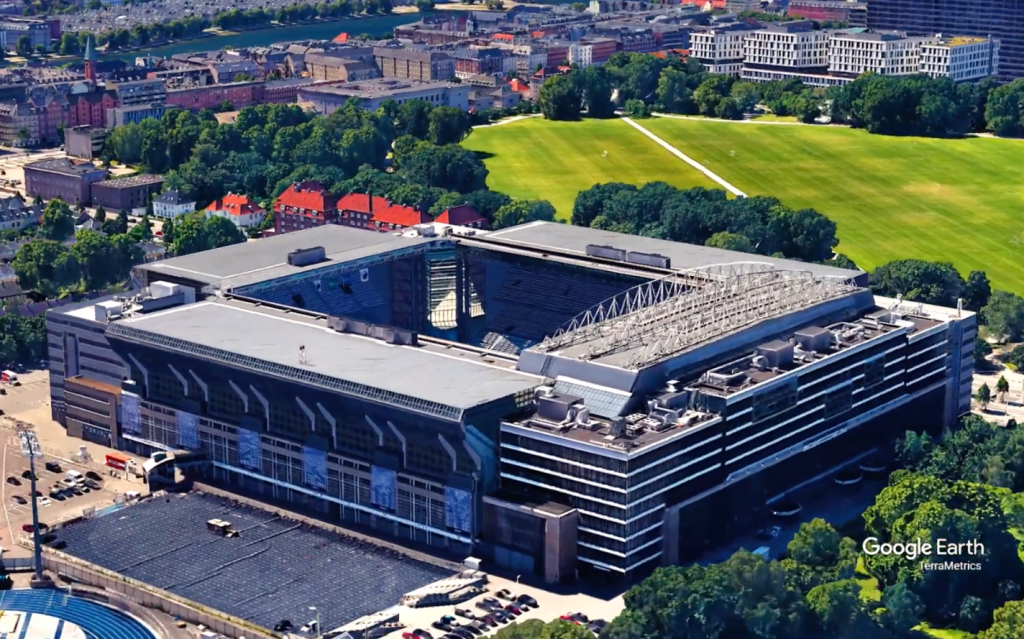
left=517, top=594, right=538, bottom=608
left=403, top=633, right=418, bottom=639
left=5, top=477, right=18, bottom=486
left=85, top=471, right=102, bottom=481
left=560, top=613, right=589, bottom=625
left=273, top=620, right=293, bottom=632
left=496, top=589, right=515, bottom=601
left=491, top=610, right=510, bottom=623
left=477, top=615, right=498, bottom=628
left=452, top=629, right=474, bottom=639
left=479, top=597, right=501, bottom=610
left=504, top=603, right=522, bottom=615
left=411, top=629, right=432, bottom=639
left=44, top=461, right=61, bottom=473
left=39, top=497, right=51, bottom=507
left=21, top=523, right=47, bottom=533
left=431, top=622, right=451, bottom=632
left=10, top=495, right=25, bottom=505
left=20, top=470, right=34, bottom=480
left=587, top=620, right=608, bottom=634
left=84, top=479, right=101, bottom=490
left=440, top=615, right=457, bottom=625
left=454, top=608, right=474, bottom=619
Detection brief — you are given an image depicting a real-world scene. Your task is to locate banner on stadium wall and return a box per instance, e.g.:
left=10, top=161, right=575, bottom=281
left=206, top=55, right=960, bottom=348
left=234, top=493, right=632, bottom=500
left=303, top=445, right=327, bottom=491
left=238, top=428, right=261, bottom=470
left=121, top=393, right=141, bottom=435
left=370, top=465, right=396, bottom=511
left=176, top=411, right=200, bottom=450
left=445, top=487, right=473, bottom=533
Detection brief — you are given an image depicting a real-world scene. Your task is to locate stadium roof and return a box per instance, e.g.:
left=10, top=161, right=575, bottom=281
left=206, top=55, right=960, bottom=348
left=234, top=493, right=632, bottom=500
left=138, top=225, right=434, bottom=288
left=108, top=298, right=542, bottom=419
left=486, top=221, right=864, bottom=280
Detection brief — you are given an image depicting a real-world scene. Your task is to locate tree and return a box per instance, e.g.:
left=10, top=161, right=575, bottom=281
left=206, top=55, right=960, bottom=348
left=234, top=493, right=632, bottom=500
left=880, top=582, right=924, bottom=632
left=983, top=290, right=1024, bottom=342
left=985, top=79, right=1024, bottom=138
left=93, top=205, right=106, bottom=223
left=538, top=620, right=592, bottom=639
left=538, top=75, right=581, bottom=121
left=980, top=600, right=1024, bottom=639
left=730, top=81, right=761, bottom=113
left=997, top=375, right=1010, bottom=402
left=11, top=239, right=80, bottom=297
left=115, top=208, right=130, bottom=235
left=427, top=106, right=471, bottom=146
left=623, top=99, right=649, bottom=118
left=493, top=199, right=556, bottom=229
left=70, top=230, right=119, bottom=290
left=869, top=260, right=965, bottom=307
left=787, top=519, right=854, bottom=572
left=656, top=67, right=695, bottom=115
left=580, top=66, right=615, bottom=119
left=977, top=383, right=991, bottom=410
left=58, top=32, right=80, bottom=55
left=974, top=339, right=993, bottom=369
left=162, top=217, right=176, bottom=244
left=705, top=231, right=753, bottom=253
left=40, top=199, right=75, bottom=240
left=494, top=620, right=544, bottom=639
left=172, top=215, right=245, bottom=257
left=15, top=35, right=31, bottom=57
left=964, top=270, right=992, bottom=312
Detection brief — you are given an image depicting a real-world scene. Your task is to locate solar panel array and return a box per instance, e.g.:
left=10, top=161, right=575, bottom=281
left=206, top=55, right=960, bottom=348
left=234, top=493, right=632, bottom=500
left=56, top=492, right=453, bottom=632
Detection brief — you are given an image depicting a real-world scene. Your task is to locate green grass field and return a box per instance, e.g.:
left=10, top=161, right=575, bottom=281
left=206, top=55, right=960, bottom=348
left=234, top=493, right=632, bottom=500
left=465, top=116, right=1024, bottom=292
left=461, top=118, right=718, bottom=218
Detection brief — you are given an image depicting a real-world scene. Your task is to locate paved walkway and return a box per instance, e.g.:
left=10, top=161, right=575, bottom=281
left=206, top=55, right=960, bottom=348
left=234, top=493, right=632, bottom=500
left=652, top=113, right=815, bottom=127
left=622, top=117, right=748, bottom=197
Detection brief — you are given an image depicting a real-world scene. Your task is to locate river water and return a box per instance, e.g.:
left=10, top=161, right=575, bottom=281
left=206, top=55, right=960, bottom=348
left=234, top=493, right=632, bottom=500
left=101, top=13, right=422, bottom=61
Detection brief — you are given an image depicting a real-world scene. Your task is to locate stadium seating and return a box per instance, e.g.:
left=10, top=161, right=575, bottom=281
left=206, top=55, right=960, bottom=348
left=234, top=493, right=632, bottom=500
left=0, top=590, right=155, bottom=639
left=56, top=493, right=452, bottom=632
left=246, top=277, right=385, bottom=319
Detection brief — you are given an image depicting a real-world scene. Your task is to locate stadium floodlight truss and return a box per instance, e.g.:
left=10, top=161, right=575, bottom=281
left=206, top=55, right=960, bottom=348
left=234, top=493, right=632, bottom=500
left=538, top=262, right=860, bottom=369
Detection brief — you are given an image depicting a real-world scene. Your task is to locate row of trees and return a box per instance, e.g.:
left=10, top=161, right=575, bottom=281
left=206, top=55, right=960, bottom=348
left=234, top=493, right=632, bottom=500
left=538, top=52, right=1024, bottom=138
left=0, top=314, right=45, bottom=369
left=104, top=100, right=554, bottom=233
left=570, top=182, right=839, bottom=263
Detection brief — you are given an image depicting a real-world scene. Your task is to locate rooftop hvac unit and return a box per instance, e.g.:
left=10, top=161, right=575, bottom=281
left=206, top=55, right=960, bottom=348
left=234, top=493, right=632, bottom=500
left=608, top=417, right=627, bottom=438
left=575, top=407, right=591, bottom=427
left=534, top=385, right=555, bottom=400
left=626, top=422, right=646, bottom=436
left=752, top=355, right=769, bottom=370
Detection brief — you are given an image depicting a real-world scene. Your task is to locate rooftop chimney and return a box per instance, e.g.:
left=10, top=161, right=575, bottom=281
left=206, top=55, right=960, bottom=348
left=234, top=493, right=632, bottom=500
left=299, top=345, right=307, bottom=366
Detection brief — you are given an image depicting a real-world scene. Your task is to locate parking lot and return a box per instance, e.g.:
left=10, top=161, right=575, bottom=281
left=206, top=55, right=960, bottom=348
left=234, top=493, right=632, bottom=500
left=377, top=574, right=624, bottom=639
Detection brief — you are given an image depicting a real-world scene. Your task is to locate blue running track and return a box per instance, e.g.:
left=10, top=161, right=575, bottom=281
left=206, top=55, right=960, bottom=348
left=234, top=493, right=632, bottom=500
left=0, top=590, right=156, bottom=639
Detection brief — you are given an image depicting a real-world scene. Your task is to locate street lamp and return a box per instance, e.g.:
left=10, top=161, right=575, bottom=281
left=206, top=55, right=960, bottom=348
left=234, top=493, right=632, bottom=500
left=308, top=606, right=321, bottom=639
left=15, top=426, right=46, bottom=584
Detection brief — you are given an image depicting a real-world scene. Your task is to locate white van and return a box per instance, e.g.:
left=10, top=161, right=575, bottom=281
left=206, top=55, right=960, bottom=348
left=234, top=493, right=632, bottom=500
left=65, top=470, right=84, bottom=484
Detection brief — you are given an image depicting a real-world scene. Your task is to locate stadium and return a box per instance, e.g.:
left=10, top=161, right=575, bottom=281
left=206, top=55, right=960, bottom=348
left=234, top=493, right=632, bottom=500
left=46, top=220, right=976, bottom=590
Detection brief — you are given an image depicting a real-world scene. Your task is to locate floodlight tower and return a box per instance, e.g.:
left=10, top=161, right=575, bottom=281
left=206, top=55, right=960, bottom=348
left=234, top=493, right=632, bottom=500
left=16, top=427, right=48, bottom=585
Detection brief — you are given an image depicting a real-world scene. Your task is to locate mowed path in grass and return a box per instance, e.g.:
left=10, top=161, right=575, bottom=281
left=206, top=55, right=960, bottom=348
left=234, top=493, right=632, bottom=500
left=462, top=118, right=719, bottom=217
left=643, top=117, right=1024, bottom=292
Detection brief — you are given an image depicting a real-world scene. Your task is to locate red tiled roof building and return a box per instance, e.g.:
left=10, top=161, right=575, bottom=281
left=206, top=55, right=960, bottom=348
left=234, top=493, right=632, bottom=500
left=336, top=193, right=431, bottom=233
left=435, top=204, right=488, bottom=229
left=273, top=181, right=339, bottom=235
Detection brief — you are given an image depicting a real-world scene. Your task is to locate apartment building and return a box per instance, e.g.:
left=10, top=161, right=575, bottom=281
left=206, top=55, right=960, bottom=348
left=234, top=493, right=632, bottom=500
left=374, top=47, right=455, bottom=81
left=110, top=79, right=167, bottom=107
left=743, top=22, right=831, bottom=70
left=866, top=0, right=1022, bottom=78
left=206, top=193, right=266, bottom=230
left=690, top=23, right=760, bottom=76
left=298, top=79, right=471, bottom=115
left=920, top=35, right=1000, bottom=81
left=305, top=53, right=379, bottom=82
left=828, top=30, right=934, bottom=78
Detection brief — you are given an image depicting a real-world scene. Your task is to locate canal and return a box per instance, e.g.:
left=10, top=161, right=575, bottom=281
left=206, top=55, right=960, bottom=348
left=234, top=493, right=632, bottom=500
left=101, top=13, right=422, bottom=61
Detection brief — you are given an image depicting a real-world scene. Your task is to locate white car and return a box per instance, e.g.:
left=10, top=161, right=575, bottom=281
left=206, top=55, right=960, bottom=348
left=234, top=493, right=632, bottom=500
left=38, top=497, right=51, bottom=507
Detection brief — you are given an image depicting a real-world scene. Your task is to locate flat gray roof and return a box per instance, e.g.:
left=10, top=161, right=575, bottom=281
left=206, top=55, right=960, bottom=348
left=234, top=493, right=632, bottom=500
left=486, top=221, right=863, bottom=280
left=111, top=299, right=541, bottom=416
left=139, top=225, right=434, bottom=288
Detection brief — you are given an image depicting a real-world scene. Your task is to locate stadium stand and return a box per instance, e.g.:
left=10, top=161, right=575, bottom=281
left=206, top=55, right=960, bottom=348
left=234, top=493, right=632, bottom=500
left=56, top=492, right=453, bottom=632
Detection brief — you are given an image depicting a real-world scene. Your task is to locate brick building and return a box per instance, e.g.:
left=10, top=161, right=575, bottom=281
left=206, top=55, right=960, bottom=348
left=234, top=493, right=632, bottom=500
left=25, top=158, right=107, bottom=206
left=273, top=181, right=339, bottom=235
left=336, top=193, right=430, bottom=232
left=165, top=81, right=264, bottom=111
left=90, top=174, right=165, bottom=213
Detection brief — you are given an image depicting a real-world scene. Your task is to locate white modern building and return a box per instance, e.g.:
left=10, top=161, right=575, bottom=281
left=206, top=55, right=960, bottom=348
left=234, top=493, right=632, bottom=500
left=152, top=189, right=195, bottom=220
left=921, top=35, right=1000, bottom=81
left=743, top=22, right=832, bottom=70
left=691, top=24, right=760, bottom=76
left=828, top=30, right=934, bottom=77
